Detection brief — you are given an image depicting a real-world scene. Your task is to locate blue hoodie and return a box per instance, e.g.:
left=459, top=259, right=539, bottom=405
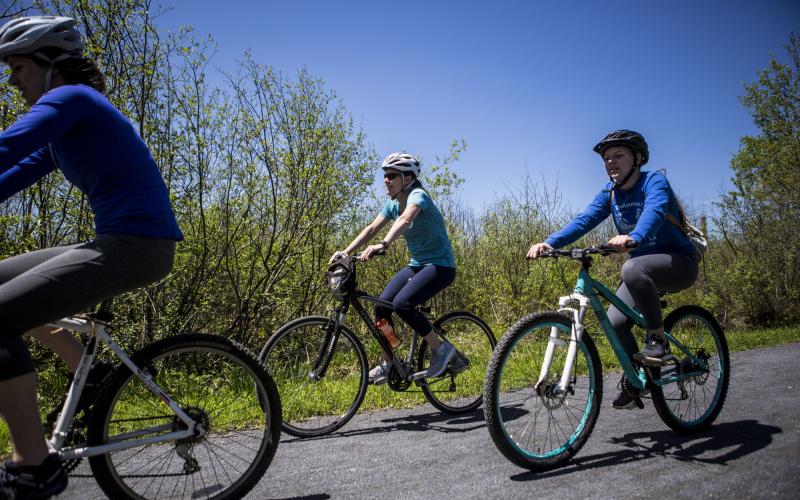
left=545, top=171, right=695, bottom=256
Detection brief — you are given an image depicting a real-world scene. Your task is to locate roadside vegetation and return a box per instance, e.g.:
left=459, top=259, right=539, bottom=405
left=0, top=1, right=798, bottom=456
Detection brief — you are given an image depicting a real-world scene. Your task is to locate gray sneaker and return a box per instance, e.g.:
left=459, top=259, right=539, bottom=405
left=368, top=361, right=390, bottom=385
left=634, top=334, right=670, bottom=366
left=425, top=341, right=456, bottom=379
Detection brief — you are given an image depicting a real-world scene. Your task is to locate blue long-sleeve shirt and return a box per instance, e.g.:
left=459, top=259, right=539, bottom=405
left=0, top=84, right=183, bottom=240
left=545, top=171, right=695, bottom=256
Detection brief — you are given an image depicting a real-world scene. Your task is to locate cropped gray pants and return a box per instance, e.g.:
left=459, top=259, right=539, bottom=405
left=0, top=235, right=175, bottom=380
left=608, top=252, right=699, bottom=360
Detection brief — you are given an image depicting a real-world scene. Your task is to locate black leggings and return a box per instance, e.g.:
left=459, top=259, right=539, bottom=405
left=0, top=235, right=175, bottom=381
left=374, top=265, right=456, bottom=337
left=607, top=252, right=699, bottom=360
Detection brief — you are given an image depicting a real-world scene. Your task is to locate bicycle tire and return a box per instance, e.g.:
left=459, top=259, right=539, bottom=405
left=87, top=334, right=281, bottom=500
left=259, top=315, right=368, bottom=437
left=417, top=311, right=496, bottom=414
left=484, top=312, right=602, bottom=471
left=651, top=305, right=730, bottom=434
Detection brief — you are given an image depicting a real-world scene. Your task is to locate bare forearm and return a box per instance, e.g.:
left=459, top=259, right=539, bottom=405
left=383, top=216, right=412, bottom=244
left=344, top=225, right=379, bottom=254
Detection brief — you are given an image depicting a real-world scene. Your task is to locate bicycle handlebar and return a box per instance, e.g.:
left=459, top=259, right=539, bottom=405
left=539, top=240, right=638, bottom=260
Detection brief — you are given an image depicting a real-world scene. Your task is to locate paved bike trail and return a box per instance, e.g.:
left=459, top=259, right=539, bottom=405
left=59, top=343, right=800, bottom=499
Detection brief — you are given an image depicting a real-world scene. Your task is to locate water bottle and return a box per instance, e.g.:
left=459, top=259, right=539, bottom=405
left=375, top=318, right=400, bottom=348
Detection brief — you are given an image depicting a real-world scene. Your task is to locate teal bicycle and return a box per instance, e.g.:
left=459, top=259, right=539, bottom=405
left=483, top=245, right=729, bottom=470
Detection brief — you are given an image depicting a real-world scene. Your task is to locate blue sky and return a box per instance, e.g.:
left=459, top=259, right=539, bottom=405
left=158, top=0, right=799, bottom=216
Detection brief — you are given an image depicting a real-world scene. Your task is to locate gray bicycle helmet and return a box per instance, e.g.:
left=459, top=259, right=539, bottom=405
left=0, top=16, right=83, bottom=63
left=593, top=130, right=649, bottom=166
left=381, top=152, right=421, bottom=178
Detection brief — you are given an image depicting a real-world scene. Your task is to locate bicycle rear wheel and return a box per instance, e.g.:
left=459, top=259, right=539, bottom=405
left=418, top=311, right=496, bottom=413
left=88, top=334, right=281, bottom=500
left=259, top=315, right=368, bottom=437
left=651, top=305, right=730, bottom=434
left=484, top=312, right=601, bottom=471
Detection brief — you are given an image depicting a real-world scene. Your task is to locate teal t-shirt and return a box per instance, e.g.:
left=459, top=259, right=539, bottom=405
left=380, top=188, right=456, bottom=268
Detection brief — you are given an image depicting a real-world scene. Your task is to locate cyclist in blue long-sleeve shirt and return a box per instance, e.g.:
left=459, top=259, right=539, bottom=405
left=527, top=130, right=699, bottom=410
left=0, top=16, right=182, bottom=499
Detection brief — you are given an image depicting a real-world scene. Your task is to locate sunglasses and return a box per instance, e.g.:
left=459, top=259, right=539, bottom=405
left=383, top=173, right=401, bottom=180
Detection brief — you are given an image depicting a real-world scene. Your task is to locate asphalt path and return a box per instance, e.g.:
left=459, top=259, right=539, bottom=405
left=59, top=343, right=800, bottom=499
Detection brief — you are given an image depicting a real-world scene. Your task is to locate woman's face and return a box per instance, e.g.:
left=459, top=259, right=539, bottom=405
left=383, top=168, right=409, bottom=198
left=6, top=55, right=48, bottom=106
left=602, top=146, right=638, bottom=185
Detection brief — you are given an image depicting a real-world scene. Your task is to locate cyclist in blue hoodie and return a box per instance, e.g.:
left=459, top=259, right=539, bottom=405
left=0, top=16, right=182, bottom=499
left=527, top=130, right=698, bottom=410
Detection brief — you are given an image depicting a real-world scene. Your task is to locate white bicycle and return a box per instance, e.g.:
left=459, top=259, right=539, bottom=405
left=45, top=300, right=281, bottom=500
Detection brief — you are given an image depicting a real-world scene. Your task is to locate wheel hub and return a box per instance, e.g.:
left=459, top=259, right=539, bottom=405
left=536, top=379, right=568, bottom=409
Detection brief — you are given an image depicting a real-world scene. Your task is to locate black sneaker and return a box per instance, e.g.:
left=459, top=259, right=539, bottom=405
left=612, top=376, right=649, bottom=410
left=633, top=335, right=670, bottom=366
left=611, top=391, right=638, bottom=410
left=0, top=453, right=68, bottom=500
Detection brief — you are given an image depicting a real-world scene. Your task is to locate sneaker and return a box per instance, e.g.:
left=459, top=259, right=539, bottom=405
left=446, top=352, right=470, bottom=375
left=612, top=376, right=650, bottom=410
left=611, top=389, right=649, bottom=410
left=424, top=341, right=456, bottom=379
left=368, top=361, right=391, bottom=385
left=0, top=453, right=68, bottom=500
left=633, top=335, right=670, bottom=366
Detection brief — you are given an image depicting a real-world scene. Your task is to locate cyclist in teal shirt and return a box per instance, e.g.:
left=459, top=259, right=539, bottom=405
left=527, top=130, right=699, bottom=410
left=0, top=16, right=181, bottom=498
left=330, top=152, right=458, bottom=385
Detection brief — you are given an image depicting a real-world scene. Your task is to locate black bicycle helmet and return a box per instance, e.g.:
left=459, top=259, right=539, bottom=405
left=593, top=130, right=649, bottom=166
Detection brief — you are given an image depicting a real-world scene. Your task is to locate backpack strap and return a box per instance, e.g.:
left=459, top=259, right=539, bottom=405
left=610, top=188, right=688, bottom=236
left=665, top=212, right=687, bottom=234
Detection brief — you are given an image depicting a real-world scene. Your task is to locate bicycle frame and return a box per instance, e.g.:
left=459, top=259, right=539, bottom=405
left=312, top=291, right=429, bottom=384
left=542, top=261, right=711, bottom=394
left=47, top=315, right=202, bottom=461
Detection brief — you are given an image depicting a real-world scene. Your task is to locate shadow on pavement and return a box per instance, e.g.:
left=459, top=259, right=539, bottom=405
left=280, top=407, right=485, bottom=443
left=509, top=419, right=782, bottom=481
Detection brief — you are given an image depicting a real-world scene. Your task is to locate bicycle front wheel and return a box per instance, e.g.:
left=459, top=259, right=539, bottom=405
left=418, top=311, right=496, bottom=413
left=484, top=312, right=601, bottom=471
left=651, top=305, right=730, bottom=434
left=88, top=334, right=281, bottom=500
left=259, top=315, right=368, bottom=437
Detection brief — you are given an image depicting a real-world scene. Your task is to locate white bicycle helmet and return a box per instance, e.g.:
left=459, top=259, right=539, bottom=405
left=381, top=152, right=421, bottom=178
left=0, top=16, right=83, bottom=63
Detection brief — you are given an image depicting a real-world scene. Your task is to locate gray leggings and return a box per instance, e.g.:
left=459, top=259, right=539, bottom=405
left=608, top=252, right=699, bottom=360
left=0, top=234, right=175, bottom=380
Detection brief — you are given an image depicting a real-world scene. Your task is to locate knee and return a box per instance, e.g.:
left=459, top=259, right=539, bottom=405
left=0, top=334, right=35, bottom=381
left=621, top=260, right=648, bottom=288
left=392, top=297, right=413, bottom=316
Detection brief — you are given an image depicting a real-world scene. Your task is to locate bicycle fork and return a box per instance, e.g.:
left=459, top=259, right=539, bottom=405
left=535, top=294, right=590, bottom=395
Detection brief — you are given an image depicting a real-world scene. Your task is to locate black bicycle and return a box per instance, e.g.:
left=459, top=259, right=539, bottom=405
left=259, top=254, right=496, bottom=437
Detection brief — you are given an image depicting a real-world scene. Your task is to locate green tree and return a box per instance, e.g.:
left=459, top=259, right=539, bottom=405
left=715, top=34, right=800, bottom=325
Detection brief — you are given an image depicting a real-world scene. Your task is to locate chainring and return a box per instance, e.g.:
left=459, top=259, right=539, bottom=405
left=387, top=365, right=411, bottom=391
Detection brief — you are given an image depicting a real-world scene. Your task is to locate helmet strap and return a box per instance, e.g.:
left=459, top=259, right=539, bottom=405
left=609, top=150, right=642, bottom=190
left=610, top=163, right=640, bottom=190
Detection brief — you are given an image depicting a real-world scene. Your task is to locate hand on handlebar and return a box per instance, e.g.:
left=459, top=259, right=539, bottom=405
left=328, top=250, right=348, bottom=264
left=359, top=244, right=386, bottom=261
left=606, top=235, right=638, bottom=252
left=526, top=242, right=553, bottom=260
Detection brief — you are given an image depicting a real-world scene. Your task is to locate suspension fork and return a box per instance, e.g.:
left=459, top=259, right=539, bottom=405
left=535, top=294, right=589, bottom=394
left=309, top=306, right=348, bottom=381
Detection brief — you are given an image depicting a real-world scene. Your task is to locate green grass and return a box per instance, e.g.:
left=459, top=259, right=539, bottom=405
left=2, top=325, right=799, bottom=459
